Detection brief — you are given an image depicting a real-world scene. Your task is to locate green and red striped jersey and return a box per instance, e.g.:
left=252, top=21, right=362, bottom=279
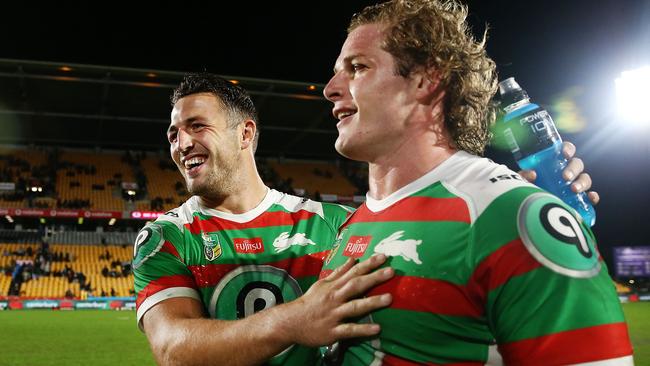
left=133, top=188, right=352, bottom=366
left=320, top=151, right=633, bottom=366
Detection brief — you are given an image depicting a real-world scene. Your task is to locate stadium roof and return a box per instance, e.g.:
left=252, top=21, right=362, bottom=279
left=0, top=58, right=339, bottom=159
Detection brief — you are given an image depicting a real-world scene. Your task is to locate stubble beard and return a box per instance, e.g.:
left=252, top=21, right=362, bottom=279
left=186, top=155, right=239, bottom=200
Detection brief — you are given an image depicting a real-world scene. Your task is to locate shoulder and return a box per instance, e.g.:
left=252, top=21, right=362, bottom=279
left=154, top=197, right=197, bottom=230
left=133, top=199, right=197, bottom=269
left=273, top=190, right=326, bottom=218
left=448, top=154, right=600, bottom=278
left=272, top=190, right=354, bottom=230
left=440, top=152, right=539, bottom=224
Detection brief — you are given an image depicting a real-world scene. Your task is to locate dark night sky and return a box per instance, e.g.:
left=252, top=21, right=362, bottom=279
left=2, top=0, right=649, bottom=266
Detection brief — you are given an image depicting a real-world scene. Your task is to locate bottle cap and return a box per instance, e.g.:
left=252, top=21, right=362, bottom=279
left=498, top=77, right=529, bottom=107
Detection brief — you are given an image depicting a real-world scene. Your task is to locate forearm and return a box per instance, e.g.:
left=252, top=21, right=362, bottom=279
left=147, top=302, right=299, bottom=366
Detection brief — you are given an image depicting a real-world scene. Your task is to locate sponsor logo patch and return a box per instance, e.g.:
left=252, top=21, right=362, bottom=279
left=518, top=192, right=600, bottom=278
left=343, top=235, right=372, bottom=258
left=208, top=265, right=302, bottom=360
left=234, top=237, right=265, bottom=254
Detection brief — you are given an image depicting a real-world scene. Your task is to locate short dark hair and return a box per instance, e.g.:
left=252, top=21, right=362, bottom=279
left=171, top=72, right=260, bottom=152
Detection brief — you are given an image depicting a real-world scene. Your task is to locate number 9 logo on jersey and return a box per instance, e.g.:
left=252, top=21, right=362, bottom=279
left=208, top=265, right=303, bottom=320
left=518, top=192, right=600, bottom=278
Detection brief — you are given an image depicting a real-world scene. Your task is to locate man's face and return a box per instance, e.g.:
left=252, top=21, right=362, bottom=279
left=324, top=23, right=418, bottom=162
left=168, top=93, right=241, bottom=198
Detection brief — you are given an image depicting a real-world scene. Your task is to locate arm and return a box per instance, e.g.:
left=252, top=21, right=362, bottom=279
left=474, top=189, right=631, bottom=364
left=142, top=254, right=394, bottom=366
left=519, top=141, right=599, bottom=204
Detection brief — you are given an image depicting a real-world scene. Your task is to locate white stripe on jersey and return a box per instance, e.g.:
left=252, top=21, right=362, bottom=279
left=136, top=286, right=201, bottom=331
left=275, top=191, right=325, bottom=220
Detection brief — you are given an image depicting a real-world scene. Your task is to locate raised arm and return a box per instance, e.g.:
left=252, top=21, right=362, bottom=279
left=518, top=141, right=599, bottom=204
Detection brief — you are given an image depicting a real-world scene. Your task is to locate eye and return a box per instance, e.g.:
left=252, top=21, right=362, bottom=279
left=191, top=123, right=205, bottom=131
left=168, top=132, right=177, bottom=144
left=351, top=63, right=367, bottom=72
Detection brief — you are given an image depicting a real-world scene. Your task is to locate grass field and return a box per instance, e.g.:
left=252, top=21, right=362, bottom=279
left=0, top=310, right=154, bottom=366
left=623, top=301, right=650, bottom=365
left=0, top=302, right=648, bottom=365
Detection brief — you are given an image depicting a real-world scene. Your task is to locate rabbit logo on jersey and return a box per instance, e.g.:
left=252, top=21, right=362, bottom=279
left=272, top=232, right=316, bottom=253
left=374, top=231, right=423, bottom=265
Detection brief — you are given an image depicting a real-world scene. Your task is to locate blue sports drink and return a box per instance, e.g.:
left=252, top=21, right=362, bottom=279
left=498, top=77, right=596, bottom=226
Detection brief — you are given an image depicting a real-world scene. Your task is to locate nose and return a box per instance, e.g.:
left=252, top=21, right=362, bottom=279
left=177, top=128, right=193, bottom=153
left=323, top=72, right=345, bottom=102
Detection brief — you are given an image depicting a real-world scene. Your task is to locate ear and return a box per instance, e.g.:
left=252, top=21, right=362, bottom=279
left=240, top=119, right=257, bottom=150
left=414, top=67, right=444, bottom=103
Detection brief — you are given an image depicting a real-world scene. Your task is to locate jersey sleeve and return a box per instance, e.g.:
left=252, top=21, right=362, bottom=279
left=133, top=220, right=200, bottom=330
left=469, top=187, right=633, bottom=365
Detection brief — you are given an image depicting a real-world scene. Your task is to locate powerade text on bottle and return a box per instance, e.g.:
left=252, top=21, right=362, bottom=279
left=498, top=77, right=595, bottom=226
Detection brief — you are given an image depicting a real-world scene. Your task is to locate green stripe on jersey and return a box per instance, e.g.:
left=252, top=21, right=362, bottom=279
left=322, top=202, right=354, bottom=230
left=344, top=308, right=492, bottom=364
left=184, top=223, right=332, bottom=265
left=487, top=263, right=625, bottom=343
left=469, top=186, right=541, bottom=265
left=326, top=221, right=471, bottom=283
left=133, top=250, right=193, bottom=292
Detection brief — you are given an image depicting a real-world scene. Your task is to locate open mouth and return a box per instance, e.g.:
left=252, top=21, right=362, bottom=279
left=183, top=156, right=206, bottom=176
left=335, top=109, right=357, bottom=127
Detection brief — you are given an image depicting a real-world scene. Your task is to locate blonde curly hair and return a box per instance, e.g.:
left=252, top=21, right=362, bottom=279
left=349, top=0, right=498, bottom=155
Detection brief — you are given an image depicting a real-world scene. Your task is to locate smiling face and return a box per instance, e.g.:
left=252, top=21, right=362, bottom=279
left=168, top=92, right=241, bottom=199
left=323, top=23, right=420, bottom=163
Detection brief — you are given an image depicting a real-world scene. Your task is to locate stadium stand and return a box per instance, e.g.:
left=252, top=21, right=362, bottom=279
left=1, top=238, right=135, bottom=298
left=57, top=150, right=135, bottom=211
left=138, top=154, right=188, bottom=212
left=267, top=159, right=358, bottom=198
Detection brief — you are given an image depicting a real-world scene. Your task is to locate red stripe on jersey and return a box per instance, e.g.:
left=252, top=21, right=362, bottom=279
left=136, top=274, right=197, bottom=308
left=498, top=322, right=633, bottom=365
left=160, top=241, right=181, bottom=260
left=368, top=276, right=482, bottom=317
left=349, top=197, right=470, bottom=224
left=187, top=251, right=328, bottom=288
left=383, top=354, right=483, bottom=366
left=188, top=263, right=240, bottom=288
left=185, top=210, right=317, bottom=234
left=465, top=239, right=541, bottom=310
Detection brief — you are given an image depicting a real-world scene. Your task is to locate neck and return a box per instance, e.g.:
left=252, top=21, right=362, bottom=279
left=367, top=142, right=456, bottom=200
left=199, top=158, right=268, bottom=214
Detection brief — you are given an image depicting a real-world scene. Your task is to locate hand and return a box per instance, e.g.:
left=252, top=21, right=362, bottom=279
left=518, top=141, right=599, bottom=205
left=284, top=254, right=394, bottom=347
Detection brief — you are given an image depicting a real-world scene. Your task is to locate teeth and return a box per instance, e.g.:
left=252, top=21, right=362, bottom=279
left=184, top=157, right=206, bottom=169
left=337, top=111, right=354, bottom=120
